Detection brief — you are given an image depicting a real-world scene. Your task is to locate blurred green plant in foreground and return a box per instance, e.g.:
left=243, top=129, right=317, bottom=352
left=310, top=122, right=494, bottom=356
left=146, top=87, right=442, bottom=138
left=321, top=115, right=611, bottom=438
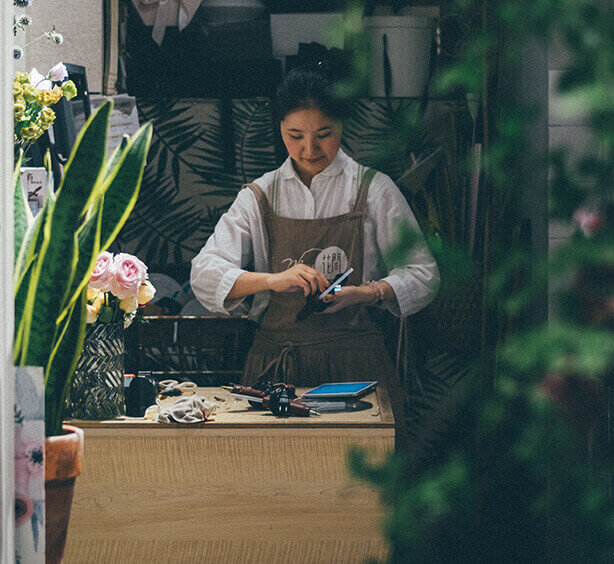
left=344, top=0, right=614, bottom=561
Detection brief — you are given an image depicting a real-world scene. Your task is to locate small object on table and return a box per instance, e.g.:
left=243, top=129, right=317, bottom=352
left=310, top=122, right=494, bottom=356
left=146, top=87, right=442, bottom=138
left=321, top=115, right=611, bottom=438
left=126, top=372, right=158, bottom=417
left=250, top=374, right=295, bottom=408
left=300, top=381, right=378, bottom=400
left=158, top=379, right=197, bottom=399
left=222, top=384, right=319, bottom=417
left=300, top=400, right=373, bottom=413
left=222, top=384, right=268, bottom=403
left=157, top=396, right=217, bottom=423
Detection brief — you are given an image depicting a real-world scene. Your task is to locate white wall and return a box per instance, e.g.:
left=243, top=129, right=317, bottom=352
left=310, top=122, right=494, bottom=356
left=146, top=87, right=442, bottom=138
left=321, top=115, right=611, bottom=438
left=23, top=0, right=104, bottom=93
left=2, top=1, right=15, bottom=560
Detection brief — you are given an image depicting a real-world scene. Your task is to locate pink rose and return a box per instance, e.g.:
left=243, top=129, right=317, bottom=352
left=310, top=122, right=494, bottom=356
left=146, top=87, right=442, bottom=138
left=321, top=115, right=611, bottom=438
left=89, top=251, right=114, bottom=291
left=540, top=374, right=604, bottom=439
left=109, top=253, right=147, bottom=299
left=573, top=209, right=604, bottom=237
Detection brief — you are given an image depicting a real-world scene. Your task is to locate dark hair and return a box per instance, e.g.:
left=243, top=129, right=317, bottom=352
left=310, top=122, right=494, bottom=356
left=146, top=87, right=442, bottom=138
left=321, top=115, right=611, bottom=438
left=274, top=68, right=347, bottom=123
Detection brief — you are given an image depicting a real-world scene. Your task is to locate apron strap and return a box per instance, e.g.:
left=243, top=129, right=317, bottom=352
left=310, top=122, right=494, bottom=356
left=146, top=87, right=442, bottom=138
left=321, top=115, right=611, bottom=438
left=244, top=182, right=273, bottom=218
left=351, top=167, right=376, bottom=214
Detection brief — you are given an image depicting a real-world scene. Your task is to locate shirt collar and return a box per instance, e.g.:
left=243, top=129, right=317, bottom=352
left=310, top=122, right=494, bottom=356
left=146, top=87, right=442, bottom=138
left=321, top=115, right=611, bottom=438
left=280, top=148, right=350, bottom=182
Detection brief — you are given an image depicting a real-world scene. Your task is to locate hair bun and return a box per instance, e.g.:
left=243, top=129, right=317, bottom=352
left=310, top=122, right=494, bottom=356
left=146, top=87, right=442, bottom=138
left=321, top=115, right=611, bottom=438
left=293, top=43, right=350, bottom=82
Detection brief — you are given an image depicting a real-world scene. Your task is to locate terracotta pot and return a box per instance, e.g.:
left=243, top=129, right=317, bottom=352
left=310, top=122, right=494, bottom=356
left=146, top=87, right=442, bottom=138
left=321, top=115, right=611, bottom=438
left=45, top=424, right=84, bottom=564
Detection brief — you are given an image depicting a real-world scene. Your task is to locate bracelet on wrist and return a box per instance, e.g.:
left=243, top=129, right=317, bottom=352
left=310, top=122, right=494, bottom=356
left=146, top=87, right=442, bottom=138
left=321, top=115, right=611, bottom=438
left=361, top=280, right=384, bottom=304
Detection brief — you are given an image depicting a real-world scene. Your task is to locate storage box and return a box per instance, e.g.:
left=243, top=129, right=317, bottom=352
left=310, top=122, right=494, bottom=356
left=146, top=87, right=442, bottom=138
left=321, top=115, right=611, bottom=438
left=365, top=15, right=435, bottom=98
left=270, top=13, right=344, bottom=57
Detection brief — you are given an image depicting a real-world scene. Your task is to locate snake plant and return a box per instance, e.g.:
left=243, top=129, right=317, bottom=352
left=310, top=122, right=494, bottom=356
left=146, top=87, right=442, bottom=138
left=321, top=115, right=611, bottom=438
left=13, top=101, right=152, bottom=436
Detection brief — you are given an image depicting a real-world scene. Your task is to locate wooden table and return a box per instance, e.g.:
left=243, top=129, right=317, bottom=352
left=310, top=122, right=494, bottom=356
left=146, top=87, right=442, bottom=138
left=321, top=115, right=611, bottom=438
left=64, top=387, right=394, bottom=563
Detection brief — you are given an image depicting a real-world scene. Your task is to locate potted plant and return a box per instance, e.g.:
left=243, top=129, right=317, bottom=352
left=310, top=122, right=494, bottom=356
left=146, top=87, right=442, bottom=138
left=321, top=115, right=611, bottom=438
left=13, top=100, right=152, bottom=562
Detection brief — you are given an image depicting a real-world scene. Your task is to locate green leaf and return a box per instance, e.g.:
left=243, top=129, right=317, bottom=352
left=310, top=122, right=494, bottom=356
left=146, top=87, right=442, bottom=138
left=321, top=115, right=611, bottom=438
left=13, top=255, right=36, bottom=363
left=13, top=153, right=32, bottom=266
left=44, top=290, right=87, bottom=437
left=19, top=102, right=112, bottom=366
left=98, top=123, right=152, bottom=251
left=14, top=189, right=54, bottom=285
left=59, top=199, right=103, bottom=320
left=97, top=306, right=114, bottom=323
left=103, top=135, right=130, bottom=179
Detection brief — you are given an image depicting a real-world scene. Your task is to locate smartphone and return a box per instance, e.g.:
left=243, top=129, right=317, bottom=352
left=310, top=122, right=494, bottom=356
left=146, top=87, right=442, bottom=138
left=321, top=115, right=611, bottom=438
left=296, top=267, right=354, bottom=322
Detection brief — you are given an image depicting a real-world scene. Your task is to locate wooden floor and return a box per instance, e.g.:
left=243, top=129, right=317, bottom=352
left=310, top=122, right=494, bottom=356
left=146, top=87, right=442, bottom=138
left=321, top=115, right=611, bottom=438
left=64, top=387, right=394, bottom=563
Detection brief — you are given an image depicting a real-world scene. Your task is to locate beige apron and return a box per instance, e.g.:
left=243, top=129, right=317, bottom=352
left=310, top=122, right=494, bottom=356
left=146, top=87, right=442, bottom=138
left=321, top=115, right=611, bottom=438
left=241, top=168, right=405, bottom=440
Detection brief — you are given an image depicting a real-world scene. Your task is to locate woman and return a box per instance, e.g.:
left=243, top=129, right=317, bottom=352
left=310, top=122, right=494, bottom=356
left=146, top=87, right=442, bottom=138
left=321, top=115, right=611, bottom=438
left=191, top=69, right=439, bottom=437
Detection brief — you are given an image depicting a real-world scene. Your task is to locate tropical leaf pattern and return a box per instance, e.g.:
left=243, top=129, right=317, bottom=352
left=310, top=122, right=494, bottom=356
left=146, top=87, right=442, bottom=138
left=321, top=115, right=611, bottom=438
left=116, top=98, right=278, bottom=275
left=115, top=97, right=440, bottom=276
left=67, top=322, right=125, bottom=420
left=404, top=349, right=477, bottom=466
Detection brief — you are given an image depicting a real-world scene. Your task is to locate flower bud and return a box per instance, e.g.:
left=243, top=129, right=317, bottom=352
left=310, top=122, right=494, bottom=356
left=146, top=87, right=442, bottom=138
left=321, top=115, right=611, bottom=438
left=86, top=305, right=98, bottom=324
left=48, top=62, right=68, bottom=82
left=86, top=286, right=100, bottom=301
left=91, top=293, right=104, bottom=313
left=119, top=296, right=138, bottom=313
left=137, top=280, right=156, bottom=305
left=61, top=80, right=77, bottom=101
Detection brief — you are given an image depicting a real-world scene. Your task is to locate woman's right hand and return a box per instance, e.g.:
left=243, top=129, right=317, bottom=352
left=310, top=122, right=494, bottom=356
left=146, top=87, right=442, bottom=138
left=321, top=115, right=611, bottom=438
left=268, top=264, right=329, bottom=296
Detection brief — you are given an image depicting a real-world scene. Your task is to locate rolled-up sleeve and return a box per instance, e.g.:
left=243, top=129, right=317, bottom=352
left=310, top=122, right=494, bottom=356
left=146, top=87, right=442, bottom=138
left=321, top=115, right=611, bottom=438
left=371, top=174, right=440, bottom=317
left=190, top=189, right=255, bottom=314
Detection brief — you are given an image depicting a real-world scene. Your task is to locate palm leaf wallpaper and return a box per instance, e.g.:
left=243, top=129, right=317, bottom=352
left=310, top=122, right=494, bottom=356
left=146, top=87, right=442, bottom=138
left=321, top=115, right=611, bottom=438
left=116, top=98, right=279, bottom=278
left=115, top=97, right=457, bottom=279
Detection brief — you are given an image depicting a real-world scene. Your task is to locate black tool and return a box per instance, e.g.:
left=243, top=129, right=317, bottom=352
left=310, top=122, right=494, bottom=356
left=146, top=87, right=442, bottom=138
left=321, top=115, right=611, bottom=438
left=222, top=382, right=318, bottom=416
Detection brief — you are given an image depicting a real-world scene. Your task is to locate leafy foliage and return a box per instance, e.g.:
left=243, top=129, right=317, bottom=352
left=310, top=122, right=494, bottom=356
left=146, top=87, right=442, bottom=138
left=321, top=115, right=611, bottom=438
left=345, top=0, right=614, bottom=561
left=13, top=102, right=151, bottom=436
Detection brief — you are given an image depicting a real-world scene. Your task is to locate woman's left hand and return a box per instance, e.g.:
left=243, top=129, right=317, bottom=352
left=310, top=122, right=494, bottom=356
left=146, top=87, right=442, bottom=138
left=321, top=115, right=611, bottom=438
left=320, top=285, right=373, bottom=314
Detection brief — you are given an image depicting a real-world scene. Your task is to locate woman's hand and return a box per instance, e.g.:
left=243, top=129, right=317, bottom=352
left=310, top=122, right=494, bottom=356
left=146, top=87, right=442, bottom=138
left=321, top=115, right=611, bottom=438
left=268, top=264, right=329, bottom=296
left=320, top=285, right=374, bottom=314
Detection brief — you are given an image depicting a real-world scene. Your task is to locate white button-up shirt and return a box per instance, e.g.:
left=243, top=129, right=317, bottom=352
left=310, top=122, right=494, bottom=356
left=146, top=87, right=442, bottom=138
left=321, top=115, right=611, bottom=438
left=191, top=149, right=440, bottom=321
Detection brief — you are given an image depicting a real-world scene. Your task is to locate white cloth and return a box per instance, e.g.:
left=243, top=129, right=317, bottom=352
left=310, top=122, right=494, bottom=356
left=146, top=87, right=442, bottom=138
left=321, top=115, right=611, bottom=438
left=156, top=396, right=216, bottom=423
left=191, top=149, right=440, bottom=322
left=131, top=0, right=202, bottom=45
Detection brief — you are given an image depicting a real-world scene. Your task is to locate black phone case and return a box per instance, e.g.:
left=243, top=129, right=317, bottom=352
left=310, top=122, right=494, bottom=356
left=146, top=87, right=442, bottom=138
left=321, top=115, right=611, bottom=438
left=295, top=270, right=353, bottom=322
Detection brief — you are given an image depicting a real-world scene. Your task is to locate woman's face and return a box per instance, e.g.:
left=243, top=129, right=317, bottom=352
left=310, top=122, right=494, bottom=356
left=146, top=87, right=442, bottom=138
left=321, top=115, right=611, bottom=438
left=280, top=108, right=342, bottom=184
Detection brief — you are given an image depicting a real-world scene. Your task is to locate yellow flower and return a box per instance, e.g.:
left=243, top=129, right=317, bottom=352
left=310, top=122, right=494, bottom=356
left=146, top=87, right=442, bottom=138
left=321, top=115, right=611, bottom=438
left=86, top=286, right=101, bottom=301
left=137, top=280, right=156, bottom=305
left=36, top=90, right=55, bottom=106
left=119, top=296, right=138, bottom=313
left=13, top=82, right=23, bottom=98
left=61, top=80, right=77, bottom=101
left=40, top=106, right=56, bottom=126
left=14, top=100, right=26, bottom=119
left=91, top=293, right=104, bottom=313
left=50, top=86, right=63, bottom=105
left=19, top=124, right=43, bottom=141
left=22, top=85, right=38, bottom=103
left=14, top=72, right=30, bottom=85
left=86, top=305, right=99, bottom=324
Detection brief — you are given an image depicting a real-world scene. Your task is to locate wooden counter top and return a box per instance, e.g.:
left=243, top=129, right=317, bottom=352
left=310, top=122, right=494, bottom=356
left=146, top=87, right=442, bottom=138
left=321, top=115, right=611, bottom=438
left=64, top=386, right=394, bottom=563
left=65, top=386, right=394, bottom=430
